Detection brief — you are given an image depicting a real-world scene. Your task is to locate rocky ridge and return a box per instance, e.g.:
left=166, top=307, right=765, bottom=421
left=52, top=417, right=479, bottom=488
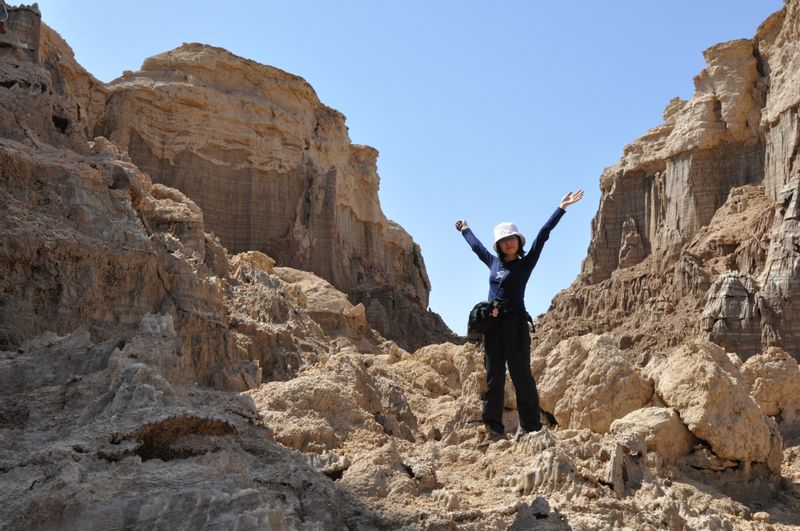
left=2, top=3, right=452, bottom=352
left=96, top=43, right=453, bottom=352
left=1, top=3, right=800, bottom=530
left=537, top=2, right=800, bottom=361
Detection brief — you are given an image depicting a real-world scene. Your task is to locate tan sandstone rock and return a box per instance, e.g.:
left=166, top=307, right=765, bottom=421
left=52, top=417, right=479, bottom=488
left=741, top=347, right=800, bottom=426
left=610, top=407, right=694, bottom=461
left=582, top=37, right=765, bottom=286
left=534, top=334, right=653, bottom=433
left=273, top=267, right=371, bottom=344
left=96, top=43, right=452, bottom=351
left=537, top=2, right=800, bottom=364
left=245, top=351, right=416, bottom=453
left=648, top=340, right=778, bottom=463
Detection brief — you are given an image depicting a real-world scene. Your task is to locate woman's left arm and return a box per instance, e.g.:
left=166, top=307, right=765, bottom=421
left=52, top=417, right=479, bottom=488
left=524, top=190, right=584, bottom=266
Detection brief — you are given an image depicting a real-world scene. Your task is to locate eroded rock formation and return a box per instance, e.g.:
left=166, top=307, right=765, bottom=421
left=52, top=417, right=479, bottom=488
left=0, top=3, right=451, bottom=352
left=537, top=1, right=800, bottom=361
left=91, top=43, right=451, bottom=351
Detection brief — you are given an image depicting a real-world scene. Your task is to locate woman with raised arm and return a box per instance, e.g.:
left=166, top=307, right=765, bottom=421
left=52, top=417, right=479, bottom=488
left=455, top=190, right=584, bottom=447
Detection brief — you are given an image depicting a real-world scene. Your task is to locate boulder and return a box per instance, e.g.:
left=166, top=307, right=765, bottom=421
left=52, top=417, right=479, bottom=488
left=649, top=340, right=779, bottom=463
left=245, top=352, right=415, bottom=452
left=741, top=346, right=800, bottom=425
left=610, top=407, right=694, bottom=461
left=535, top=334, right=653, bottom=433
left=273, top=267, right=370, bottom=341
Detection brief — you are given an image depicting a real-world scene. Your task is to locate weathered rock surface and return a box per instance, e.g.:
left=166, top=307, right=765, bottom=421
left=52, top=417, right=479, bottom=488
left=741, top=347, right=800, bottom=428
left=702, top=271, right=763, bottom=355
left=3, top=2, right=800, bottom=530
left=93, top=43, right=452, bottom=351
left=584, top=35, right=765, bottom=285
left=611, top=407, right=695, bottom=462
left=648, top=341, right=778, bottom=465
left=0, top=139, right=253, bottom=388
left=272, top=267, right=371, bottom=344
left=0, top=5, right=106, bottom=151
left=536, top=0, right=800, bottom=362
left=2, top=5, right=453, bottom=352
left=0, top=315, right=365, bottom=530
left=534, top=334, right=653, bottom=434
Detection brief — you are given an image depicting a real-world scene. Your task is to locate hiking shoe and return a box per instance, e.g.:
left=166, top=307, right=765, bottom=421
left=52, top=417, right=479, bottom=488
left=476, top=429, right=506, bottom=450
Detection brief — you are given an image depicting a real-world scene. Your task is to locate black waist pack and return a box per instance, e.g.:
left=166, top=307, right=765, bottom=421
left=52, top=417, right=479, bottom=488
left=467, top=300, right=534, bottom=343
left=467, top=300, right=501, bottom=340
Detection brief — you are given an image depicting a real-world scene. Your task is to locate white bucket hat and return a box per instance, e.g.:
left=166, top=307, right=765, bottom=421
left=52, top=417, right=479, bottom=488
left=493, top=222, right=526, bottom=252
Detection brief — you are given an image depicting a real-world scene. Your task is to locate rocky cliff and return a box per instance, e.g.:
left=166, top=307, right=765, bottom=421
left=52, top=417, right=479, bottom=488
left=537, top=2, right=800, bottom=361
left=91, top=43, right=452, bottom=351
left=2, top=3, right=800, bottom=530
left=0, top=3, right=451, bottom=351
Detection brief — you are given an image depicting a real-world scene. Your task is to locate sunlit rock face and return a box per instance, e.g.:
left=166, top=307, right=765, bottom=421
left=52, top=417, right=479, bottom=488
left=537, top=2, right=800, bottom=360
left=94, top=43, right=452, bottom=351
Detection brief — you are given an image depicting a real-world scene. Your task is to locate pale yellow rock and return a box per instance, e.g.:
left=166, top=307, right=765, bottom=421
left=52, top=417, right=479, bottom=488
left=610, top=407, right=694, bottom=461
left=399, top=343, right=467, bottom=397
left=535, top=334, right=653, bottom=433
left=618, top=38, right=761, bottom=173
left=230, top=251, right=275, bottom=276
left=339, top=444, right=417, bottom=499
left=649, top=340, right=778, bottom=463
left=245, top=352, right=415, bottom=452
left=99, top=42, right=451, bottom=350
left=273, top=266, right=370, bottom=341
left=741, top=347, right=800, bottom=424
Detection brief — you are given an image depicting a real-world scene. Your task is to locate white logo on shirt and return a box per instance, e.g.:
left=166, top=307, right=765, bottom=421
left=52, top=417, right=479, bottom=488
left=495, top=271, right=506, bottom=280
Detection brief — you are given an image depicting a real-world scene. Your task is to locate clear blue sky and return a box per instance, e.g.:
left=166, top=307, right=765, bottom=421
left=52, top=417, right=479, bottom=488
left=35, top=1, right=783, bottom=335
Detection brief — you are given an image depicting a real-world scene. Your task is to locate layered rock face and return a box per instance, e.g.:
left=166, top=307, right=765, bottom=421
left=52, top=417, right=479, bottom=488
left=538, top=1, right=800, bottom=360
left=0, top=5, right=105, bottom=152
left=92, top=44, right=451, bottom=351
left=4, top=3, right=800, bottom=530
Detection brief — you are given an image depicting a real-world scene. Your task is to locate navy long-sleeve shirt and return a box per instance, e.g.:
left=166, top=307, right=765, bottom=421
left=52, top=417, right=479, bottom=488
left=462, top=208, right=565, bottom=308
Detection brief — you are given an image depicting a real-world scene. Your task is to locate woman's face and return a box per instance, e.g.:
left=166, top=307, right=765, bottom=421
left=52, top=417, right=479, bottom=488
left=498, top=235, right=520, bottom=258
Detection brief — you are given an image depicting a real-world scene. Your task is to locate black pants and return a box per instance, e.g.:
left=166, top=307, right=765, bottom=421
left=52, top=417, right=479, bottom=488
left=482, top=312, right=541, bottom=434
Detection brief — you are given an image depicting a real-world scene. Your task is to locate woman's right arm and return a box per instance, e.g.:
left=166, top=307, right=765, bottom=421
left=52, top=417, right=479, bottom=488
left=455, top=219, right=493, bottom=267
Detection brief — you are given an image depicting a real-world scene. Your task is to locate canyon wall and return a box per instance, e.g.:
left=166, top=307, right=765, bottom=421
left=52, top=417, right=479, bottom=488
left=0, top=7, right=454, bottom=352
left=93, top=44, right=452, bottom=351
left=537, top=3, right=800, bottom=360
left=0, top=6, right=254, bottom=389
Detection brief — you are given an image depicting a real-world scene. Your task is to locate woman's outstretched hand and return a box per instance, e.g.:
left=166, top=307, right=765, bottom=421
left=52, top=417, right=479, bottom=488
left=454, top=219, right=469, bottom=232
left=560, top=190, right=585, bottom=210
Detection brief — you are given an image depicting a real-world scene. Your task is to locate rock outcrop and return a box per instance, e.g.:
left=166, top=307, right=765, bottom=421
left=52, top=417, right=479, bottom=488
left=533, top=334, right=653, bottom=434
left=0, top=5, right=106, bottom=152
left=1, top=5, right=453, bottom=352
left=91, top=43, right=452, bottom=351
left=742, top=347, right=800, bottom=427
left=648, top=341, right=778, bottom=467
left=0, top=134, right=253, bottom=389
left=537, top=0, right=800, bottom=361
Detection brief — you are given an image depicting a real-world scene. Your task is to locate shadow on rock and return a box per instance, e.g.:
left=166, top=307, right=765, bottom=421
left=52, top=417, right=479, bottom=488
left=509, top=497, right=570, bottom=530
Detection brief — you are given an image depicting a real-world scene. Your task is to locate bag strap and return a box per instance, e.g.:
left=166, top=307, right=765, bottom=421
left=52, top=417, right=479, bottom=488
left=491, top=261, right=507, bottom=303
